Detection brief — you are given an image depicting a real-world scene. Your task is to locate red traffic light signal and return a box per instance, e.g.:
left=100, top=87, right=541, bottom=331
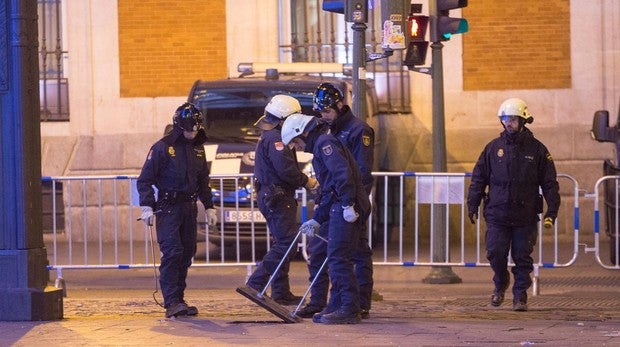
left=408, top=15, right=429, bottom=40
left=404, top=15, right=429, bottom=68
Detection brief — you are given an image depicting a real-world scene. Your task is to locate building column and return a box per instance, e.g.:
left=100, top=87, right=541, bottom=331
left=0, top=0, right=63, bottom=321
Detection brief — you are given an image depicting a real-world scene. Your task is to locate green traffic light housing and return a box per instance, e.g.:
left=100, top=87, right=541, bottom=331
left=437, top=17, right=469, bottom=40
left=432, top=0, right=468, bottom=42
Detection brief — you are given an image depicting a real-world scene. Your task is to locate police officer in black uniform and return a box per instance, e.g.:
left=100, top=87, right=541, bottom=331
left=296, top=83, right=375, bottom=319
left=282, top=113, right=370, bottom=325
left=243, top=95, right=318, bottom=304
left=138, top=103, right=217, bottom=318
left=467, top=98, right=560, bottom=312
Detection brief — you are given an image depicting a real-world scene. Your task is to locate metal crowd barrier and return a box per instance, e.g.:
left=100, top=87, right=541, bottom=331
left=42, top=171, right=612, bottom=295
left=42, top=173, right=311, bottom=293
left=368, top=173, right=579, bottom=263
left=591, top=175, right=620, bottom=270
left=366, top=172, right=582, bottom=295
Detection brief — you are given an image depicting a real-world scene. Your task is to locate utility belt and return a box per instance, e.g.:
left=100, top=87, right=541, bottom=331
left=160, top=190, right=197, bottom=203
left=262, top=183, right=297, bottom=210
left=255, top=180, right=295, bottom=195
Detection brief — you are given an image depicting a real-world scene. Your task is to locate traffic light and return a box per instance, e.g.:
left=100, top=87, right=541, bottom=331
left=322, top=0, right=344, bottom=14
left=404, top=15, right=429, bottom=68
left=431, top=0, right=469, bottom=42
left=345, top=0, right=368, bottom=23
left=322, top=0, right=368, bottom=23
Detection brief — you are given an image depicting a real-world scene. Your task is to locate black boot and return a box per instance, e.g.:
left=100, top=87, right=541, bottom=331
left=513, top=293, right=528, bottom=311
left=181, top=300, right=198, bottom=316
left=296, top=304, right=324, bottom=318
left=319, top=309, right=361, bottom=325
left=273, top=292, right=303, bottom=305
left=312, top=306, right=336, bottom=323
left=165, top=301, right=189, bottom=318
left=491, top=281, right=509, bottom=307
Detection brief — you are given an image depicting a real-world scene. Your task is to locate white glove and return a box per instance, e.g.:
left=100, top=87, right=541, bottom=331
left=299, top=219, right=321, bottom=237
left=206, top=208, right=218, bottom=226
left=140, top=206, right=154, bottom=226
left=342, top=205, right=359, bottom=223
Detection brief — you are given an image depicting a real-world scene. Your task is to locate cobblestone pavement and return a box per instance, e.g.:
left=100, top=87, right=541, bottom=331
left=2, top=245, right=620, bottom=346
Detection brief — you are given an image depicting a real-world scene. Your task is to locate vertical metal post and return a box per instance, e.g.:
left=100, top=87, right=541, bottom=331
left=422, top=0, right=461, bottom=284
left=351, top=20, right=367, bottom=121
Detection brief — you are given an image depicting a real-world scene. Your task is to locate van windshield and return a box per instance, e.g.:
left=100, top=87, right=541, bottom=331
left=191, top=88, right=316, bottom=141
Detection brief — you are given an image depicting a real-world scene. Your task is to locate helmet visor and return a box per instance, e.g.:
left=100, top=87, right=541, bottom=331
left=313, top=89, right=331, bottom=112
left=499, top=115, right=519, bottom=122
left=253, top=112, right=281, bottom=130
left=177, top=115, right=203, bottom=131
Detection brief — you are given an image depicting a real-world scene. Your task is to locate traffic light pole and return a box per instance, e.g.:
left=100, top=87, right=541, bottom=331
left=351, top=21, right=368, bottom=121
left=422, top=0, right=462, bottom=285
left=430, top=41, right=447, bottom=174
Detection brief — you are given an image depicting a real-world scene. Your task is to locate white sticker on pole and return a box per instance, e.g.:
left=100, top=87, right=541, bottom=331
left=418, top=176, right=465, bottom=204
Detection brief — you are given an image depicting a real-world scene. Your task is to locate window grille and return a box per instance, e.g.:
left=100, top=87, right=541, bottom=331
left=282, top=0, right=411, bottom=113
left=38, top=0, right=69, bottom=121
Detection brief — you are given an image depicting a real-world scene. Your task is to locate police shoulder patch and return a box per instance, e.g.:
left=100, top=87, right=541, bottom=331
left=322, top=144, right=333, bottom=156
left=362, top=135, right=371, bottom=147
left=546, top=152, right=553, bottom=161
left=274, top=141, right=285, bottom=151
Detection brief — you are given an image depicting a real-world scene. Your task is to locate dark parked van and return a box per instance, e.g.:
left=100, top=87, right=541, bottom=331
left=188, top=68, right=382, bottom=255
left=591, top=99, right=620, bottom=263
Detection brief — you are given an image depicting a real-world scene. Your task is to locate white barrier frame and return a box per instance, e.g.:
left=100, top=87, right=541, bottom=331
left=42, top=172, right=604, bottom=295
left=592, top=175, right=620, bottom=269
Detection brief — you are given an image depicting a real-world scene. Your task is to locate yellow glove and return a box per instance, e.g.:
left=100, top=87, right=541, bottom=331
left=543, top=217, right=554, bottom=229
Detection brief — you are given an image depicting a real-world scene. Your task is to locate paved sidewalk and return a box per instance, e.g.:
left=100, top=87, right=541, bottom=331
left=2, top=250, right=620, bottom=346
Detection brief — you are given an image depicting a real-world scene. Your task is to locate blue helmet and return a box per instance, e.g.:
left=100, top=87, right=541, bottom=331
left=313, top=83, right=343, bottom=112
left=173, top=102, right=204, bottom=131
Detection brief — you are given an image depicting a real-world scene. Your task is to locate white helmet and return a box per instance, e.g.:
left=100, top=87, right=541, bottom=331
left=281, top=113, right=318, bottom=145
left=254, top=95, right=302, bottom=130
left=497, top=98, right=533, bottom=124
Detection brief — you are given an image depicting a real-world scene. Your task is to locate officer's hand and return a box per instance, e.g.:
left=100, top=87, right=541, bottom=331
left=206, top=208, right=218, bottom=226
left=140, top=206, right=154, bottom=226
left=543, top=216, right=555, bottom=229
left=468, top=211, right=477, bottom=224
left=305, top=177, right=319, bottom=191
left=300, top=219, right=320, bottom=237
left=342, top=205, right=359, bottom=223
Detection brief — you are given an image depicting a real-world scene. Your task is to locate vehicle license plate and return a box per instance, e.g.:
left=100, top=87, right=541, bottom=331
left=225, top=210, right=266, bottom=223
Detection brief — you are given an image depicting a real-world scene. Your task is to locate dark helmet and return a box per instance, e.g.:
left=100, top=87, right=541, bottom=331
left=313, top=82, right=343, bottom=112
left=173, top=102, right=204, bottom=131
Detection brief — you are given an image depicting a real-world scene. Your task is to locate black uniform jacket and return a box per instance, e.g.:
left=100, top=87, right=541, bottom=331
left=467, top=127, right=560, bottom=226
left=137, top=128, right=214, bottom=210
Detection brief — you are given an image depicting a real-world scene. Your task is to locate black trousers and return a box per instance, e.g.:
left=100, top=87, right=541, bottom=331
left=155, top=200, right=197, bottom=307
left=485, top=222, right=537, bottom=300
